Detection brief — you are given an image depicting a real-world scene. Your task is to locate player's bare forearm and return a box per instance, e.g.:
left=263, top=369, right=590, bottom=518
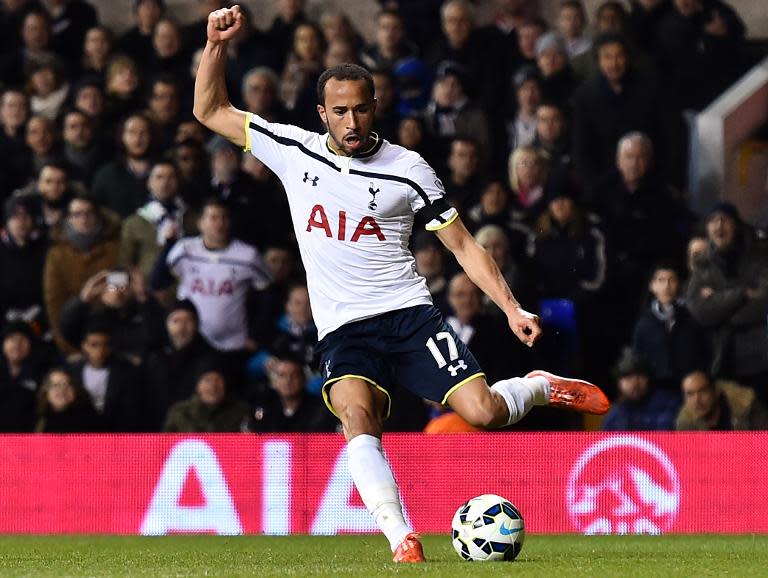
left=192, top=6, right=247, bottom=147
left=436, top=217, right=541, bottom=346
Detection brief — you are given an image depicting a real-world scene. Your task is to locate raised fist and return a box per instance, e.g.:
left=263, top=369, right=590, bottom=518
left=207, top=5, right=243, bottom=43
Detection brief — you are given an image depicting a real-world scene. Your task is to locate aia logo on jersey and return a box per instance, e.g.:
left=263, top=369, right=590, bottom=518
left=566, top=436, right=681, bottom=535
left=190, top=278, right=235, bottom=296
left=306, top=204, right=385, bottom=242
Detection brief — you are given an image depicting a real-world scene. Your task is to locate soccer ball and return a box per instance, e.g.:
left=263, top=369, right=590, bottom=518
left=451, top=494, right=525, bottom=561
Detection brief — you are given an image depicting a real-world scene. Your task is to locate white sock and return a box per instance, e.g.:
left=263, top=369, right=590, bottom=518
left=490, top=376, right=550, bottom=426
left=347, top=434, right=412, bottom=551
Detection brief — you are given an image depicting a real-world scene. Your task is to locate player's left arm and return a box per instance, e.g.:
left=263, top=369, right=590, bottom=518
left=435, top=217, right=542, bottom=347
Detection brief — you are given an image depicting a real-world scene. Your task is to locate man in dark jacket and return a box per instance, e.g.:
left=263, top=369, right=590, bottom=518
left=144, top=299, right=221, bottom=430
left=686, top=203, right=768, bottom=396
left=601, top=347, right=680, bottom=430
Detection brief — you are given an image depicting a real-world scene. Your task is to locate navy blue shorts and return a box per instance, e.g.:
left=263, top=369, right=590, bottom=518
left=317, top=305, right=484, bottom=418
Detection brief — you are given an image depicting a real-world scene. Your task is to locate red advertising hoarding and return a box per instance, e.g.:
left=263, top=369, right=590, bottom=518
left=0, top=433, right=765, bottom=535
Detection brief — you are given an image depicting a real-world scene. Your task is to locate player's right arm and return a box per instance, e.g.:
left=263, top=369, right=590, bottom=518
left=193, top=5, right=247, bottom=148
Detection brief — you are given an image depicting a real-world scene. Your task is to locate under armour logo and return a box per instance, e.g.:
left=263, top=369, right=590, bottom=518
left=304, top=172, right=319, bottom=186
left=447, top=359, right=467, bottom=377
left=368, top=182, right=380, bottom=210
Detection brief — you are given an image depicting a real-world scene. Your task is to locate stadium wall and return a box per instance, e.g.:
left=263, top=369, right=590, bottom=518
left=0, top=433, right=766, bottom=535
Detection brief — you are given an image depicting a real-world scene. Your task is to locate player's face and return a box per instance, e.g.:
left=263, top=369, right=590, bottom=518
left=317, top=78, right=376, bottom=156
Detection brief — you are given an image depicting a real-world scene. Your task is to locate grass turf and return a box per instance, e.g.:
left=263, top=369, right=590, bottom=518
left=0, top=535, right=766, bottom=577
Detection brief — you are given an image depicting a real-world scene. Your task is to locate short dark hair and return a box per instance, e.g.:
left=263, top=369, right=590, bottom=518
left=317, top=63, right=374, bottom=105
left=593, top=32, right=629, bottom=57
left=201, top=196, right=229, bottom=214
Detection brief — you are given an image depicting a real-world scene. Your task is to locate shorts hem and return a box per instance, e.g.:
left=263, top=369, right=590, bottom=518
left=322, top=374, right=392, bottom=420
left=441, top=372, right=486, bottom=405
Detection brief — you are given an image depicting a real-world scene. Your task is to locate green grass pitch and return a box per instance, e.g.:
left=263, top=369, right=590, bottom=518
left=1, top=535, right=767, bottom=577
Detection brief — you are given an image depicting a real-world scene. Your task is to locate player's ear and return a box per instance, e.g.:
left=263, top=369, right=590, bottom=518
left=317, top=104, right=327, bottom=125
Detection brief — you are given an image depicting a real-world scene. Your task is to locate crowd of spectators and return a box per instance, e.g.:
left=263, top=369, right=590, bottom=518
left=0, top=0, right=765, bottom=434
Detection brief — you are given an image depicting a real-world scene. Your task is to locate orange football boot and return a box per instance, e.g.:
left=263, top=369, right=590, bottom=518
left=393, top=532, right=426, bottom=563
left=526, top=370, right=610, bottom=415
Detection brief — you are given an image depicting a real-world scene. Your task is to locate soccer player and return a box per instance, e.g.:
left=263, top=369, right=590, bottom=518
left=195, top=5, right=610, bottom=563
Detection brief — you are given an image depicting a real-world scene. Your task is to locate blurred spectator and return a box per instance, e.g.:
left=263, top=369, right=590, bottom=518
left=655, top=0, right=745, bottom=111
left=163, top=368, right=249, bottom=433
left=571, top=1, right=632, bottom=82
left=507, top=145, right=547, bottom=220
left=0, top=9, right=55, bottom=87
left=183, top=0, right=225, bottom=50
left=505, top=66, right=541, bottom=152
left=0, top=196, right=47, bottom=332
left=628, top=0, right=669, bottom=55
left=425, top=62, right=491, bottom=162
left=514, top=17, right=547, bottom=71
left=324, top=39, right=357, bottom=70
left=250, top=243, right=301, bottom=343
left=24, top=114, right=59, bottom=183
left=28, top=59, right=69, bottom=120
left=529, top=188, right=606, bottom=302
left=62, top=109, right=106, bottom=183
left=412, top=231, right=451, bottom=317
left=103, top=55, right=142, bottom=127
left=590, top=132, right=689, bottom=331
left=572, top=34, right=681, bottom=187
left=145, top=76, right=181, bottom=151
left=144, top=299, right=221, bottom=430
left=371, top=69, right=399, bottom=143
left=151, top=198, right=270, bottom=354
left=676, top=370, right=768, bottom=431
left=172, top=138, right=210, bottom=210
left=43, top=0, right=98, bottom=66
left=241, top=67, right=289, bottom=124
left=222, top=4, right=282, bottom=109
left=360, top=9, right=418, bottom=71
left=43, top=195, right=120, bottom=352
left=0, top=0, right=37, bottom=55
left=601, top=347, right=680, bottom=430
left=534, top=31, right=577, bottom=108
left=59, top=268, right=164, bottom=363
left=148, top=18, right=189, bottom=86
left=532, top=101, right=571, bottom=170
left=446, top=272, right=519, bottom=382
left=0, top=321, right=41, bottom=432
left=72, top=78, right=105, bottom=122
left=686, top=203, right=768, bottom=394
left=442, top=137, right=483, bottom=212
left=427, top=0, right=496, bottom=109
left=466, top=180, right=514, bottom=234
left=280, top=22, right=324, bottom=129
left=319, top=11, right=363, bottom=54
left=118, top=0, right=165, bottom=65
left=91, top=113, right=153, bottom=218
left=120, top=161, right=196, bottom=281
left=34, top=367, right=103, bottom=432
left=78, top=25, right=113, bottom=84
left=476, top=224, right=531, bottom=311
left=423, top=401, right=480, bottom=433
left=397, top=115, right=438, bottom=168
left=0, top=88, right=30, bottom=194
left=248, top=355, right=337, bottom=433
left=267, top=0, right=308, bottom=68
left=69, top=323, right=142, bottom=431
left=392, top=57, right=433, bottom=118
left=17, top=160, right=78, bottom=231
left=557, top=0, right=592, bottom=59
left=632, top=264, right=710, bottom=390
left=248, top=284, right=318, bottom=391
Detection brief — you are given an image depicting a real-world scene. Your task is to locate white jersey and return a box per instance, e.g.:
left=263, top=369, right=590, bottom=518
left=244, top=113, right=457, bottom=340
left=167, top=236, right=270, bottom=350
